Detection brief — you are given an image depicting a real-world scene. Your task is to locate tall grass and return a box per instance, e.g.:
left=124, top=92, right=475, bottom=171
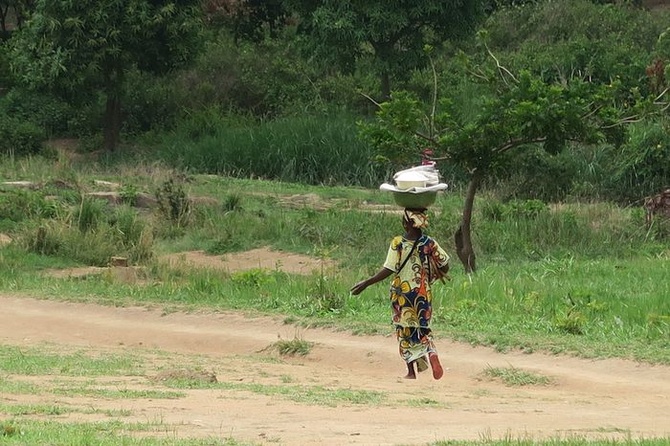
left=153, top=112, right=387, bottom=187
left=432, top=257, right=669, bottom=362
left=474, top=198, right=665, bottom=261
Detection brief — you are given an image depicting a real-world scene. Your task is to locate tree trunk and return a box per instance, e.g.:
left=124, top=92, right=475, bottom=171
left=454, top=171, right=481, bottom=273
left=103, top=94, right=121, bottom=152
left=380, top=70, right=391, bottom=101
left=103, top=66, right=123, bottom=152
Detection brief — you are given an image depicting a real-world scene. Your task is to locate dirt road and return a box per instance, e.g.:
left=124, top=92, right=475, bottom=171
left=1, top=294, right=669, bottom=445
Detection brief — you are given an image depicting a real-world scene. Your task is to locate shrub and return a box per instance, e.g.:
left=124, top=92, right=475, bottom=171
left=607, top=119, right=670, bottom=204
left=110, top=206, right=154, bottom=263
left=0, top=189, right=62, bottom=222
left=155, top=178, right=191, bottom=228
left=73, top=197, right=107, bottom=233
left=19, top=204, right=154, bottom=266
left=0, top=114, right=44, bottom=156
left=122, top=70, right=182, bottom=134
left=0, top=89, right=72, bottom=137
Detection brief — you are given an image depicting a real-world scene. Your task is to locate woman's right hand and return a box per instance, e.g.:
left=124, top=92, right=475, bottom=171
left=350, top=280, right=368, bottom=295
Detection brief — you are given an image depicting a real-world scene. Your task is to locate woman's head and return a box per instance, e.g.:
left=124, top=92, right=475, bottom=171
left=403, top=208, right=428, bottom=230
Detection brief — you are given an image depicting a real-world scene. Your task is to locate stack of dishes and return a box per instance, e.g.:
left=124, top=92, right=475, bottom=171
left=380, top=164, right=448, bottom=208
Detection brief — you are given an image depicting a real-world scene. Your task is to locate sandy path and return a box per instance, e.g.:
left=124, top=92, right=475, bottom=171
left=1, top=294, right=669, bottom=445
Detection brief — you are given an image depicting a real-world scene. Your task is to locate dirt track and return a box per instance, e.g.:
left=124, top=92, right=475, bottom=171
left=1, top=293, right=669, bottom=445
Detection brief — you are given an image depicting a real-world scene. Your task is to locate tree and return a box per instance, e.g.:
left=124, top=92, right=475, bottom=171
left=203, top=0, right=288, bottom=42
left=359, top=45, right=638, bottom=273
left=287, top=0, right=485, bottom=100
left=7, top=0, right=203, bottom=151
left=0, top=0, right=35, bottom=38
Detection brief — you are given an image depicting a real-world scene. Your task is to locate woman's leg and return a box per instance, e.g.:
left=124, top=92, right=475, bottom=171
left=429, top=352, right=443, bottom=380
left=404, top=360, right=416, bottom=379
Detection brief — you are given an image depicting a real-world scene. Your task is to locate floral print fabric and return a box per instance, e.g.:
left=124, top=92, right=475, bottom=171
left=383, top=235, right=449, bottom=363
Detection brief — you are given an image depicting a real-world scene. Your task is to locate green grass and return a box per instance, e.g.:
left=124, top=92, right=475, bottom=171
left=0, top=345, right=143, bottom=376
left=153, top=113, right=388, bottom=187
left=482, top=365, right=552, bottom=386
left=269, top=337, right=315, bottom=356
left=214, top=381, right=387, bottom=407
left=0, top=154, right=669, bottom=369
left=0, top=420, right=253, bottom=445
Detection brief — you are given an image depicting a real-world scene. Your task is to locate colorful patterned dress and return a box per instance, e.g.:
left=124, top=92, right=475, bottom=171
left=383, top=234, right=450, bottom=366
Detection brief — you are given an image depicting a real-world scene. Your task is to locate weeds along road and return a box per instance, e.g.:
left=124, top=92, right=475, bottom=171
left=1, top=293, right=669, bottom=445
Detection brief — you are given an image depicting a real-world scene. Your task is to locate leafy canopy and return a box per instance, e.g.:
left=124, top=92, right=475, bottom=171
left=8, top=0, right=203, bottom=94
left=288, top=0, right=485, bottom=96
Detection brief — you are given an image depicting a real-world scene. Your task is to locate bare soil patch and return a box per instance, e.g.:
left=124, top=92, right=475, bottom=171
left=42, top=247, right=336, bottom=283
left=160, top=247, right=336, bottom=275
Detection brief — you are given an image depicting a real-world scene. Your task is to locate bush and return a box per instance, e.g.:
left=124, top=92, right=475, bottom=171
left=607, top=119, right=670, bottom=204
left=0, top=89, right=72, bottom=137
left=155, top=178, right=192, bottom=228
left=173, top=32, right=372, bottom=118
left=0, top=114, right=44, bottom=156
left=18, top=204, right=155, bottom=266
left=122, top=70, right=183, bottom=134
left=0, top=189, right=62, bottom=222
left=496, top=145, right=579, bottom=202
left=484, top=0, right=665, bottom=98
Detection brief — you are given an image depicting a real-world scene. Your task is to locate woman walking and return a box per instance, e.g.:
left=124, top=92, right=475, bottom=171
left=351, top=208, right=450, bottom=379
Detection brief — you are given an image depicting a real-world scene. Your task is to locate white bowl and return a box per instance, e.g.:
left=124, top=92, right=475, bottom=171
left=395, top=171, right=428, bottom=190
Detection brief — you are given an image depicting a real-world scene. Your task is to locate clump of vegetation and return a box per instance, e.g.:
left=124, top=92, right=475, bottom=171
left=155, top=178, right=191, bottom=229
left=268, top=336, right=314, bottom=357
left=1, top=422, right=17, bottom=437
left=482, top=365, right=552, bottom=387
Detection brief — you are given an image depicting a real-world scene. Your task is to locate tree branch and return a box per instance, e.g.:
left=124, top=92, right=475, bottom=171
left=359, top=91, right=382, bottom=108
left=493, top=137, right=547, bottom=153
left=415, top=131, right=439, bottom=144
left=654, top=86, right=669, bottom=103
left=485, top=42, right=517, bottom=85
left=601, top=115, right=643, bottom=128
left=429, top=54, right=438, bottom=141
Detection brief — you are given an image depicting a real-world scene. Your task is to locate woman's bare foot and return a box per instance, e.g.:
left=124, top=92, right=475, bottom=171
left=404, top=361, right=417, bottom=379
left=429, top=352, right=443, bottom=380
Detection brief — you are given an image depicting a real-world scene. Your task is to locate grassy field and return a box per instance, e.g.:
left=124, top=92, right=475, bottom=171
left=0, top=153, right=669, bottom=444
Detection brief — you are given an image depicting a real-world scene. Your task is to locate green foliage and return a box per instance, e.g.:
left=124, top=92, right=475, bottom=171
left=155, top=178, right=192, bottom=228
left=289, top=0, right=485, bottom=96
left=360, top=64, right=627, bottom=179
left=357, top=90, right=429, bottom=169
left=480, top=198, right=548, bottom=222
left=484, top=0, right=666, bottom=97
left=475, top=200, right=656, bottom=261
left=0, top=189, right=62, bottom=223
left=0, top=88, right=72, bottom=137
left=121, top=70, right=183, bottom=134
left=0, top=114, right=44, bottom=156
left=9, top=0, right=204, bottom=89
left=7, top=0, right=204, bottom=150
left=607, top=118, right=670, bottom=204
left=173, top=32, right=365, bottom=118
left=495, top=145, right=582, bottom=201
left=157, top=112, right=386, bottom=187
left=109, top=206, right=153, bottom=263
left=2, top=191, right=153, bottom=266
left=270, top=336, right=314, bottom=356
left=118, top=184, right=139, bottom=206
left=482, top=365, right=551, bottom=386
left=74, top=197, right=106, bottom=233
